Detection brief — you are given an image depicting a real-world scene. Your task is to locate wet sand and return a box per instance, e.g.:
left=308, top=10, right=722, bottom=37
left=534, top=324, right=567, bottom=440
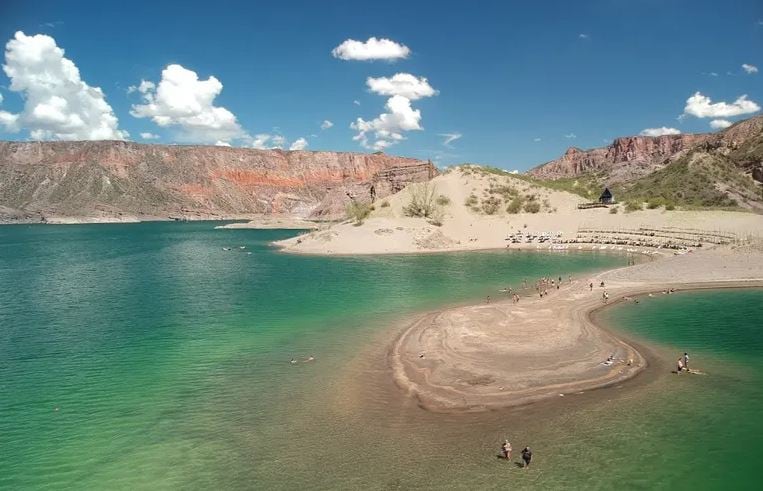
left=389, top=246, right=763, bottom=412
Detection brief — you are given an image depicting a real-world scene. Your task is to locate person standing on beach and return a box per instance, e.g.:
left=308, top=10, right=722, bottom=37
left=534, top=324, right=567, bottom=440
left=677, top=357, right=684, bottom=372
left=683, top=352, right=689, bottom=371
left=589, top=282, right=593, bottom=291
left=521, top=447, right=532, bottom=468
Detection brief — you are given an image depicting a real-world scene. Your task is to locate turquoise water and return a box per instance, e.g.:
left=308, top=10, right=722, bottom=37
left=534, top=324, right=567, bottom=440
left=0, top=222, right=630, bottom=489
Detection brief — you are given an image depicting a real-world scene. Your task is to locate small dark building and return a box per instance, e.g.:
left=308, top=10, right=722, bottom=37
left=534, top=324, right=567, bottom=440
left=599, top=187, right=614, bottom=204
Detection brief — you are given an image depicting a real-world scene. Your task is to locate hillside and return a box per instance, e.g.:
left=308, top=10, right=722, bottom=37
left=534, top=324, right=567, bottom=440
left=528, top=116, right=763, bottom=210
left=277, top=164, right=763, bottom=255
left=0, top=141, right=435, bottom=223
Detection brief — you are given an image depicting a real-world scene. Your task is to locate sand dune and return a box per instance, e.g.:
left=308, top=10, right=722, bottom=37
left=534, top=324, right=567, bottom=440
left=276, top=166, right=763, bottom=255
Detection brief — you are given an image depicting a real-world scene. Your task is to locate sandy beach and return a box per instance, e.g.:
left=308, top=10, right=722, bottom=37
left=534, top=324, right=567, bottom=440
left=271, top=166, right=763, bottom=411
left=389, top=246, right=763, bottom=412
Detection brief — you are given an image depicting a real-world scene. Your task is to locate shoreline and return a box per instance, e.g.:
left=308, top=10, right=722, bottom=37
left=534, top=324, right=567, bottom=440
left=387, top=247, right=763, bottom=413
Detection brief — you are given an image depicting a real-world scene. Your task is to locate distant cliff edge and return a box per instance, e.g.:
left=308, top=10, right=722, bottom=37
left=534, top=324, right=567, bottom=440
left=0, top=141, right=437, bottom=223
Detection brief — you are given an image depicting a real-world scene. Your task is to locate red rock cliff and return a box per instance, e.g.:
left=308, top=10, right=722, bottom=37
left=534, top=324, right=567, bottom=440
left=0, top=141, right=436, bottom=222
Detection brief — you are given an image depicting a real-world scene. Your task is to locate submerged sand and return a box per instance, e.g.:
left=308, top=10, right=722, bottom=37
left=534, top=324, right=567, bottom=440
left=390, top=246, right=763, bottom=412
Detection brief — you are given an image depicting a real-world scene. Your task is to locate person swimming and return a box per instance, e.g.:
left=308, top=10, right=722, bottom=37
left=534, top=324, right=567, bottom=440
left=290, top=358, right=298, bottom=365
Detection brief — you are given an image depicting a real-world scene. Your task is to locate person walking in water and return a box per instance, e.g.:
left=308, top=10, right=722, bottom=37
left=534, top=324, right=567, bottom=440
left=501, top=440, right=512, bottom=460
left=521, top=447, right=532, bottom=468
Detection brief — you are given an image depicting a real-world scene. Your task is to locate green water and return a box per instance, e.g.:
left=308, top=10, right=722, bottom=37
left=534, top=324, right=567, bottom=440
left=0, top=222, right=629, bottom=489
left=2, top=223, right=761, bottom=489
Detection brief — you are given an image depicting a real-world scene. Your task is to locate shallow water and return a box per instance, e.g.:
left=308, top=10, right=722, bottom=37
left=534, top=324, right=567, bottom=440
left=0, top=222, right=630, bottom=489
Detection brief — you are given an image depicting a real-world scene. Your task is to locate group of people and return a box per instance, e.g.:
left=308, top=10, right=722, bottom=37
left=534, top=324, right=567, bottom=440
left=501, top=440, right=533, bottom=468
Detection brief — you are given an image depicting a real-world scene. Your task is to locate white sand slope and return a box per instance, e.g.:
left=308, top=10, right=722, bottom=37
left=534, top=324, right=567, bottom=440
left=276, top=166, right=763, bottom=255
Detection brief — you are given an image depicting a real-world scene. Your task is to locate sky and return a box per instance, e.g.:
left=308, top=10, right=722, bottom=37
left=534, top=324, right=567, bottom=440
left=0, top=0, right=761, bottom=171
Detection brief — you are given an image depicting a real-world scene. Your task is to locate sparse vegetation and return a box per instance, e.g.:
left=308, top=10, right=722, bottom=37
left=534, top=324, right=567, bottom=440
left=624, top=200, right=643, bottom=212
left=506, top=196, right=524, bottom=214
left=403, top=182, right=439, bottom=219
left=346, top=201, right=372, bottom=225
left=380, top=200, right=390, bottom=208
left=465, top=194, right=479, bottom=207
left=436, top=194, right=451, bottom=206
left=609, top=206, right=619, bottom=214
left=481, top=196, right=502, bottom=214
left=523, top=200, right=541, bottom=213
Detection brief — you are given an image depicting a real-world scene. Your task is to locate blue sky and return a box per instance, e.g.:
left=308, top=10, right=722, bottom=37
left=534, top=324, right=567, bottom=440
left=0, top=0, right=761, bottom=171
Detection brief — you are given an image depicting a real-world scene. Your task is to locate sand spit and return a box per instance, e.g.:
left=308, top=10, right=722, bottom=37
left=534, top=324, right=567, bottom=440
left=214, top=216, right=320, bottom=230
left=390, top=247, right=763, bottom=412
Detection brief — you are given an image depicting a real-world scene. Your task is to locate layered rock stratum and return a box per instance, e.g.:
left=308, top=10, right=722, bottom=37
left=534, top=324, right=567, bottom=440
left=0, top=141, right=436, bottom=223
left=529, top=116, right=763, bottom=183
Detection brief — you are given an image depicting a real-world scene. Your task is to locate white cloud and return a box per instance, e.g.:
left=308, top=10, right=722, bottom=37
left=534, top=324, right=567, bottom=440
left=331, top=37, right=410, bottom=61
left=366, top=73, right=438, bottom=100
left=130, top=64, right=244, bottom=144
left=439, top=132, right=462, bottom=148
left=683, top=91, right=760, bottom=118
left=709, top=119, right=733, bottom=129
left=533, top=137, right=542, bottom=142
left=564, top=133, right=577, bottom=139
left=139, top=132, right=159, bottom=139
left=352, top=95, right=423, bottom=150
left=289, top=137, right=308, bottom=151
left=353, top=100, right=360, bottom=106
left=742, top=63, right=758, bottom=74
left=251, top=133, right=288, bottom=150
left=0, top=31, right=126, bottom=140
left=640, top=127, right=681, bottom=136
left=320, top=119, right=333, bottom=130
left=215, top=140, right=231, bottom=146
left=578, top=33, right=589, bottom=39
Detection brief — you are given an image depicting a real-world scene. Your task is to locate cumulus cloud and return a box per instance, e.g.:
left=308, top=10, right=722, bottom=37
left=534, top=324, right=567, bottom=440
left=366, top=73, right=438, bottom=100
left=289, top=137, right=308, bottom=151
left=0, top=31, right=126, bottom=140
left=250, top=133, right=288, bottom=150
left=140, top=132, right=159, bottom=139
left=439, top=132, right=462, bottom=148
left=215, top=140, right=231, bottom=146
left=331, top=37, right=410, bottom=61
left=709, top=119, right=733, bottom=129
left=320, top=119, right=333, bottom=130
left=640, top=127, right=681, bottom=136
left=130, top=64, right=244, bottom=144
left=352, top=95, right=425, bottom=150
left=351, top=73, right=438, bottom=151
left=683, top=91, right=760, bottom=118
left=742, top=63, right=758, bottom=74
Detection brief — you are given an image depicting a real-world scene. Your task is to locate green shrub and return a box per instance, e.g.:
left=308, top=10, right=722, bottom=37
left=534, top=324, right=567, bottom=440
left=609, top=206, right=619, bottom=214
left=436, top=194, right=451, bottom=206
left=523, top=200, right=541, bottom=213
left=346, top=201, right=372, bottom=224
left=481, top=196, right=502, bottom=214
left=665, top=203, right=675, bottom=211
left=403, top=182, right=439, bottom=218
left=506, top=196, right=524, bottom=214
left=624, top=200, right=643, bottom=212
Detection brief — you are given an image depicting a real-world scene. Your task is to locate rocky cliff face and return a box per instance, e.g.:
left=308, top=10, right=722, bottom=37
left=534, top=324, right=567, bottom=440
left=529, top=116, right=763, bottom=183
left=0, top=141, right=436, bottom=222
left=529, top=133, right=710, bottom=182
